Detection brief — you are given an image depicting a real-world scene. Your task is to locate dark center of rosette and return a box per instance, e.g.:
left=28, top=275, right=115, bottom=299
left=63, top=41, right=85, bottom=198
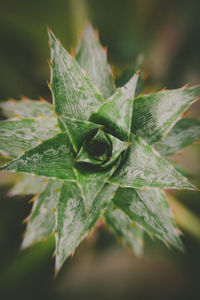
left=75, top=127, right=128, bottom=170
left=75, top=128, right=112, bottom=167
left=86, top=140, right=109, bottom=161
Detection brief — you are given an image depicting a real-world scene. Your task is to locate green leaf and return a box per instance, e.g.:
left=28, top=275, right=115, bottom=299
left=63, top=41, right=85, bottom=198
left=74, top=157, right=120, bottom=213
left=0, top=98, right=54, bottom=119
left=90, top=74, right=138, bottom=141
left=55, top=182, right=118, bottom=272
left=9, top=174, right=47, bottom=196
left=0, top=118, right=60, bottom=158
left=60, top=117, right=101, bottom=152
left=113, top=187, right=183, bottom=250
left=76, top=24, right=116, bottom=98
left=132, top=85, right=200, bottom=144
left=155, top=118, right=200, bottom=156
left=22, top=180, right=62, bottom=248
left=48, top=29, right=103, bottom=121
left=104, top=202, right=144, bottom=256
left=1, top=133, right=76, bottom=181
left=109, top=134, right=194, bottom=190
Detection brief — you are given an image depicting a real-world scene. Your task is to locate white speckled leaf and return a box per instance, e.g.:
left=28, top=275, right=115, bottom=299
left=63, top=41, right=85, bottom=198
left=155, top=118, right=200, bottom=156
left=55, top=182, right=118, bottom=272
left=0, top=98, right=54, bottom=119
left=0, top=118, right=60, bottom=158
left=9, top=174, right=47, bottom=196
left=113, top=187, right=183, bottom=250
left=109, top=134, right=194, bottom=190
left=1, top=133, right=76, bottom=180
left=76, top=24, right=115, bottom=98
left=60, top=117, right=101, bottom=152
left=104, top=202, right=144, bottom=256
left=22, top=180, right=62, bottom=248
left=48, top=29, right=103, bottom=121
left=90, top=74, right=138, bottom=141
left=132, top=85, right=200, bottom=144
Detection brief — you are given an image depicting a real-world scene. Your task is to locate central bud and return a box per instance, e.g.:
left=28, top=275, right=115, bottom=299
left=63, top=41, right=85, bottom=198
left=75, top=126, right=128, bottom=170
left=86, top=140, right=109, bottom=161
left=75, top=128, right=112, bottom=167
left=85, top=128, right=112, bottom=163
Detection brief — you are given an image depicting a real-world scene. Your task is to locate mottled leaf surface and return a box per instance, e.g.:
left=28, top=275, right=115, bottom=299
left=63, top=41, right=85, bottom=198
left=9, top=174, right=47, bottom=196
left=1, top=133, right=76, bottom=180
left=90, top=75, right=138, bottom=140
left=109, top=134, right=194, bottom=190
left=76, top=24, right=115, bottom=98
left=55, top=182, right=118, bottom=271
left=0, top=99, right=54, bottom=119
left=104, top=202, right=144, bottom=256
left=132, top=86, right=200, bottom=144
left=0, top=118, right=59, bottom=158
left=22, top=180, right=62, bottom=248
left=48, top=30, right=103, bottom=121
left=155, top=118, right=200, bottom=156
left=113, top=187, right=183, bottom=250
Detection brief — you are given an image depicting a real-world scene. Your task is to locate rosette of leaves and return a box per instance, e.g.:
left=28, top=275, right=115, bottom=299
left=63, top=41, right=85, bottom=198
left=1, top=24, right=200, bottom=273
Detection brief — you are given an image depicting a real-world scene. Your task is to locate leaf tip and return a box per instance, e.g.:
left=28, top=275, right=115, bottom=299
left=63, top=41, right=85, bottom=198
left=22, top=215, right=30, bottom=224
left=136, top=69, right=141, bottom=75
left=70, top=48, right=75, bottom=58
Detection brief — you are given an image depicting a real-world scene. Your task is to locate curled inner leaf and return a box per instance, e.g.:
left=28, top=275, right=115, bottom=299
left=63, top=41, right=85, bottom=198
left=75, top=126, right=127, bottom=170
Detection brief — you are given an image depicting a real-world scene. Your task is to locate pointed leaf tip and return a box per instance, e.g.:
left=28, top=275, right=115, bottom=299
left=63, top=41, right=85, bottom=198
left=1, top=133, right=76, bottom=181
left=48, top=29, right=103, bottom=121
left=76, top=23, right=116, bottom=98
left=109, top=134, right=195, bottom=190
left=90, top=74, right=139, bottom=141
left=104, top=202, right=144, bottom=256
left=55, top=182, right=118, bottom=272
left=155, top=118, right=200, bottom=156
left=113, top=188, right=183, bottom=251
left=132, top=85, right=200, bottom=144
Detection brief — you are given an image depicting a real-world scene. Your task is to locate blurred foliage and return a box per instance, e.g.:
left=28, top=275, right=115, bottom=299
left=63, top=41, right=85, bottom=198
left=0, top=0, right=200, bottom=299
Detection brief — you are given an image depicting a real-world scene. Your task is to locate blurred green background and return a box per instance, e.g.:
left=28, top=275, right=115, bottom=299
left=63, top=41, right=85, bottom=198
left=0, top=0, right=200, bottom=299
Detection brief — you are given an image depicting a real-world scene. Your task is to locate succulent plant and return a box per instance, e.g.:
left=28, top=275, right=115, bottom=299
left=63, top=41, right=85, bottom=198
left=1, top=24, right=200, bottom=273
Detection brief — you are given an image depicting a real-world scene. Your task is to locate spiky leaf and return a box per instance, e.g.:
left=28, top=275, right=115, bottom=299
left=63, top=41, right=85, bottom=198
left=76, top=24, right=115, bottom=98
left=113, top=187, right=183, bottom=250
left=55, top=182, right=118, bottom=271
left=1, top=133, right=75, bottom=180
left=109, top=134, right=194, bottom=190
left=9, top=174, right=47, bottom=196
left=0, top=98, right=54, bottom=119
left=104, top=202, right=144, bottom=256
left=0, top=118, right=59, bottom=158
left=48, top=29, right=103, bottom=121
left=132, top=86, right=200, bottom=144
left=90, top=74, right=138, bottom=141
left=22, top=180, right=62, bottom=248
left=155, top=118, right=200, bottom=156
